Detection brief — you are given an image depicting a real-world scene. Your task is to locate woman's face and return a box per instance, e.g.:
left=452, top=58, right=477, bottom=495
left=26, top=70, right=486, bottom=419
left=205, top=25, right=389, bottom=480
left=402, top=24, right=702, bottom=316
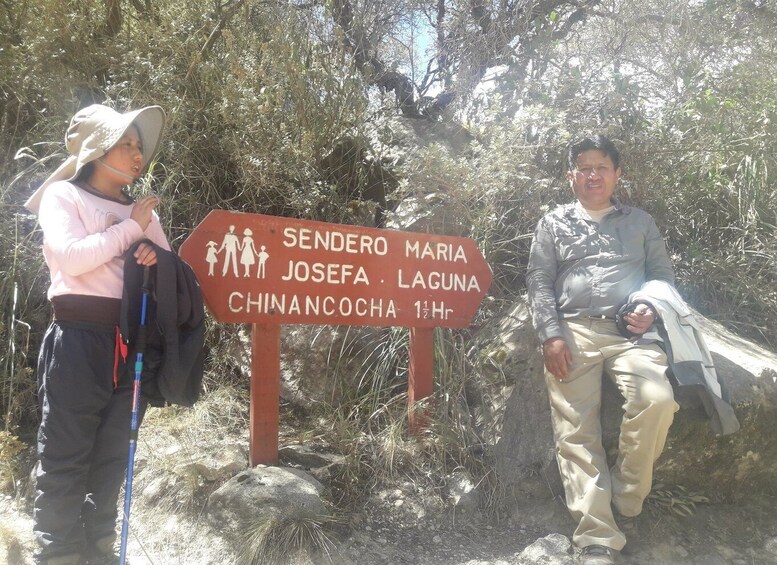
left=100, top=125, right=144, bottom=181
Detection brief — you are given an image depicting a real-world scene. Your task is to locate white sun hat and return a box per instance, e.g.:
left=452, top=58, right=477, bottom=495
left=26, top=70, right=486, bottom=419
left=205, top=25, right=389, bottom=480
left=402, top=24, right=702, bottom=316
left=24, top=103, right=165, bottom=214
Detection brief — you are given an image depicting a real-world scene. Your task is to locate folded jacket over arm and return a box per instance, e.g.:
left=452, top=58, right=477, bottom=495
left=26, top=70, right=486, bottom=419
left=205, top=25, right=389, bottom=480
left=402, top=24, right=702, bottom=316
left=121, top=240, right=206, bottom=407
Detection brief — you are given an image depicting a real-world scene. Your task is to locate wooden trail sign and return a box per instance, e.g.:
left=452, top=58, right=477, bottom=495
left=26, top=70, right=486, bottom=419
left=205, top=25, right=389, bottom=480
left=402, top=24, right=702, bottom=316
left=179, top=210, right=493, bottom=464
left=180, top=210, right=491, bottom=328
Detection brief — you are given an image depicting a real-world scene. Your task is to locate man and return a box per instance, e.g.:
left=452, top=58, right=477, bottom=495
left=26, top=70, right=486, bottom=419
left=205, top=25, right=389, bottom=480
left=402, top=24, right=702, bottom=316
left=526, top=135, right=679, bottom=565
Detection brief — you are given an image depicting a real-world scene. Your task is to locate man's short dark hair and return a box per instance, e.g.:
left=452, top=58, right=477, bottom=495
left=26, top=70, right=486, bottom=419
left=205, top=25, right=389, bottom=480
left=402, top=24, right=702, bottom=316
left=568, top=135, right=620, bottom=171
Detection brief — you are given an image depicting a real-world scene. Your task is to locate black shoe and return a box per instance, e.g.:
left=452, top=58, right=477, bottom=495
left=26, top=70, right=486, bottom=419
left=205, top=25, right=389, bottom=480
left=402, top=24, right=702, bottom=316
left=84, top=539, right=125, bottom=565
left=84, top=553, right=125, bottom=565
left=35, top=554, right=83, bottom=565
left=86, top=544, right=124, bottom=565
left=615, top=510, right=639, bottom=538
left=579, top=544, right=616, bottom=565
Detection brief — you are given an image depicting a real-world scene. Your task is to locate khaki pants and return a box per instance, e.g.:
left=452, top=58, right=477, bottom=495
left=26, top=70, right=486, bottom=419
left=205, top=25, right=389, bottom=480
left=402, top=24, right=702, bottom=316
left=545, top=318, right=679, bottom=550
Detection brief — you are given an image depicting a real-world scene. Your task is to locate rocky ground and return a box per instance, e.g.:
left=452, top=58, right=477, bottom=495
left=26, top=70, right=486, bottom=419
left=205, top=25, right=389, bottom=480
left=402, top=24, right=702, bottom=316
left=2, top=389, right=777, bottom=565
left=3, top=475, right=777, bottom=564
left=0, top=366, right=777, bottom=565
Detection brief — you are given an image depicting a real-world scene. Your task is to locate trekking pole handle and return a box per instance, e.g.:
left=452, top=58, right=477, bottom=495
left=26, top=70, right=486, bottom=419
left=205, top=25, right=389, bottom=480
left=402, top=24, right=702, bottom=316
left=141, top=264, right=151, bottom=294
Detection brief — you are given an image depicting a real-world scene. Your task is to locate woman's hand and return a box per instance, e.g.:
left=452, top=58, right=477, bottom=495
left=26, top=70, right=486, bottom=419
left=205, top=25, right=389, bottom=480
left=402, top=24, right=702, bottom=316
left=134, top=242, right=158, bottom=266
left=130, top=195, right=159, bottom=231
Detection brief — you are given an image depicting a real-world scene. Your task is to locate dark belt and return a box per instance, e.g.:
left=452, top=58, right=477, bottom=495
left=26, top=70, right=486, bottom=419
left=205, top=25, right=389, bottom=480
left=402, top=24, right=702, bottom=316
left=52, top=294, right=122, bottom=326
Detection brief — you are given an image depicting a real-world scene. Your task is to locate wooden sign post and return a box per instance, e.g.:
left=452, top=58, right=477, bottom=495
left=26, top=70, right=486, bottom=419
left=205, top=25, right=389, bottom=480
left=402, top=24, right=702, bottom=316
left=180, top=210, right=492, bottom=465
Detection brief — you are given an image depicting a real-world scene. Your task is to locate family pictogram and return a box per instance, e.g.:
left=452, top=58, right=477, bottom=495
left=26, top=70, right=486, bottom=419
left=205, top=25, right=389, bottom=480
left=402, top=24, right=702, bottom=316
left=205, top=225, right=270, bottom=278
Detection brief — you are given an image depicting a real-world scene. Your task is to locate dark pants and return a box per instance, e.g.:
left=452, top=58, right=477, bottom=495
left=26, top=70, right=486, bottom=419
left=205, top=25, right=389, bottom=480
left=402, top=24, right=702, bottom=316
left=34, top=321, right=146, bottom=561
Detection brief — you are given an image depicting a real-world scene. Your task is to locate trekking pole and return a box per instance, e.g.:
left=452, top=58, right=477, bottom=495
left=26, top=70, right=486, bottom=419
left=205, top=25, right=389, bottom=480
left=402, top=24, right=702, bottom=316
left=120, top=265, right=151, bottom=565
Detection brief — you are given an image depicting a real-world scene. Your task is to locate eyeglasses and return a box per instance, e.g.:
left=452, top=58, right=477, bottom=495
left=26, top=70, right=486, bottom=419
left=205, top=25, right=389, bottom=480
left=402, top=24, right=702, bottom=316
left=573, top=165, right=614, bottom=177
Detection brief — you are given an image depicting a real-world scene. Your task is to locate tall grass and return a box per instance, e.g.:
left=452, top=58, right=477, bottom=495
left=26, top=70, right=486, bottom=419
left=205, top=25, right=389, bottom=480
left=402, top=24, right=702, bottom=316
left=304, top=322, right=512, bottom=516
left=0, top=209, right=46, bottom=439
left=647, top=149, right=777, bottom=349
left=239, top=514, right=337, bottom=565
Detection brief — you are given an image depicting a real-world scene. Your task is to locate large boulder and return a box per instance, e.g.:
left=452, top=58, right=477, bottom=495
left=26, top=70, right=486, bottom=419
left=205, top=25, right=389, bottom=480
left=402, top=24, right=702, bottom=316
left=206, top=466, right=330, bottom=539
left=493, top=297, right=777, bottom=500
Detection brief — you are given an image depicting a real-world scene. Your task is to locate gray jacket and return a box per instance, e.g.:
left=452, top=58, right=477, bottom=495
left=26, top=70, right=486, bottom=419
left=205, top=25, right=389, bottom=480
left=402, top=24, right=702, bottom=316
left=527, top=200, right=674, bottom=343
left=629, top=280, right=740, bottom=436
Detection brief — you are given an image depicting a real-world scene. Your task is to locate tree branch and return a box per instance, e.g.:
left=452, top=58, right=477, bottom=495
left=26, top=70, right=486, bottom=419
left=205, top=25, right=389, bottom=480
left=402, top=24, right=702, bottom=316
left=102, top=0, right=123, bottom=38
left=331, top=0, right=422, bottom=117
left=185, top=0, right=246, bottom=82
left=436, top=0, right=450, bottom=90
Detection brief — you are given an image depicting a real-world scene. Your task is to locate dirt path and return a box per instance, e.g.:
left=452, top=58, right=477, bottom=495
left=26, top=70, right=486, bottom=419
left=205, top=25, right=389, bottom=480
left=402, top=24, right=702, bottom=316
left=4, top=484, right=777, bottom=564
left=3, top=393, right=776, bottom=565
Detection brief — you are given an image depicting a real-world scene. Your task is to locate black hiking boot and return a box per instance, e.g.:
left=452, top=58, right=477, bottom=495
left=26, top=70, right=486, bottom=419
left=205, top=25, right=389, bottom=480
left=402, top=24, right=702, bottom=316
left=578, top=544, right=617, bottom=565
left=84, top=535, right=126, bottom=565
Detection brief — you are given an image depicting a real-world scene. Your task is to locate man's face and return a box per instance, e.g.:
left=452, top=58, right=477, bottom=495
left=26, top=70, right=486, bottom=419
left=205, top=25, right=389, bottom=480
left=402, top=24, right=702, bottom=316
left=567, top=149, right=621, bottom=210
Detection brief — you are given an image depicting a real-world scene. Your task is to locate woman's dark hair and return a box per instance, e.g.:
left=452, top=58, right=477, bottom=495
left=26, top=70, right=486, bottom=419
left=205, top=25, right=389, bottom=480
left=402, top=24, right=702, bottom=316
left=75, top=162, right=95, bottom=181
left=568, top=135, right=620, bottom=171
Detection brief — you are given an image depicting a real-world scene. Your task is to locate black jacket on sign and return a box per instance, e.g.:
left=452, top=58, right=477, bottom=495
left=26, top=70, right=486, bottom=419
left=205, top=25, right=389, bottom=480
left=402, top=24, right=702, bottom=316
left=121, top=240, right=206, bottom=407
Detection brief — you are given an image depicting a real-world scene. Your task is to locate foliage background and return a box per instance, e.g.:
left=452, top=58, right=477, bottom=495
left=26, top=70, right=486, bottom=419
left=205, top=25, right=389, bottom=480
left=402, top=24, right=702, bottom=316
left=1, top=0, right=775, bottom=492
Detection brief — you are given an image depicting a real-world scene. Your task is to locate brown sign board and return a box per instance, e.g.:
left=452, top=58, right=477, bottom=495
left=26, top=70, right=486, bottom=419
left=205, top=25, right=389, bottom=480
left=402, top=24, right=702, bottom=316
left=179, top=210, right=492, bottom=328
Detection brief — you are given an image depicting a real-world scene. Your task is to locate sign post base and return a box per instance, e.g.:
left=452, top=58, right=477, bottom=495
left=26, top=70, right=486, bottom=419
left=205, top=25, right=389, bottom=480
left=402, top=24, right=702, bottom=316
left=250, top=323, right=281, bottom=466
left=408, top=327, right=434, bottom=434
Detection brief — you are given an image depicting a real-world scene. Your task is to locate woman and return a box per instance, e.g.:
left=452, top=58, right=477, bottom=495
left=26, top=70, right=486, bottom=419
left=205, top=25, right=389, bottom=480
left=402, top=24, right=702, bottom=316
left=25, top=103, right=169, bottom=565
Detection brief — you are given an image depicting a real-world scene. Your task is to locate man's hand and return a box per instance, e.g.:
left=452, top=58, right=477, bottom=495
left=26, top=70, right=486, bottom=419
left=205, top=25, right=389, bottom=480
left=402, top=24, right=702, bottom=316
left=623, top=303, right=656, bottom=336
left=543, top=337, right=573, bottom=381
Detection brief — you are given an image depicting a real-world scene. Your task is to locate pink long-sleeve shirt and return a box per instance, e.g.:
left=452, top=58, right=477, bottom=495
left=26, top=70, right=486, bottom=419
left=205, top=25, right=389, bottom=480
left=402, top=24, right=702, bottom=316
left=38, top=181, right=171, bottom=301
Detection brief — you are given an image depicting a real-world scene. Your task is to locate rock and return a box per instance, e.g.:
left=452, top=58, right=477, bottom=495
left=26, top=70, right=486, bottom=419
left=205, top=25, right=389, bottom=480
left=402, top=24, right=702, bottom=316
left=448, top=469, right=481, bottom=515
left=308, top=460, right=345, bottom=483
left=492, top=297, right=777, bottom=500
left=206, top=466, right=329, bottom=539
left=491, top=301, right=558, bottom=490
left=695, top=312, right=777, bottom=404
left=174, top=443, right=247, bottom=483
left=279, top=444, right=344, bottom=470
left=141, top=476, right=169, bottom=503
left=764, top=536, right=777, bottom=556
left=283, top=466, right=326, bottom=491
left=515, top=533, right=574, bottom=564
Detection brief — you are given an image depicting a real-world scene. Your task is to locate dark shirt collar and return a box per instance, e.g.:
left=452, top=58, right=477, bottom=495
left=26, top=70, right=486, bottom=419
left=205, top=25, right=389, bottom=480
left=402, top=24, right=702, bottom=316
left=74, top=181, right=135, bottom=205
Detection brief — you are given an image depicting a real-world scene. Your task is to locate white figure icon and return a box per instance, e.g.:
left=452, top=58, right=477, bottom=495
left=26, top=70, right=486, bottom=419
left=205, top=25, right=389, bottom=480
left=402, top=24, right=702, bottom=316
left=218, top=225, right=241, bottom=277
left=256, top=245, right=269, bottom=279
left=205, top=241, right=218, bottom=276
left=240, top=228, right=259, bottom=277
